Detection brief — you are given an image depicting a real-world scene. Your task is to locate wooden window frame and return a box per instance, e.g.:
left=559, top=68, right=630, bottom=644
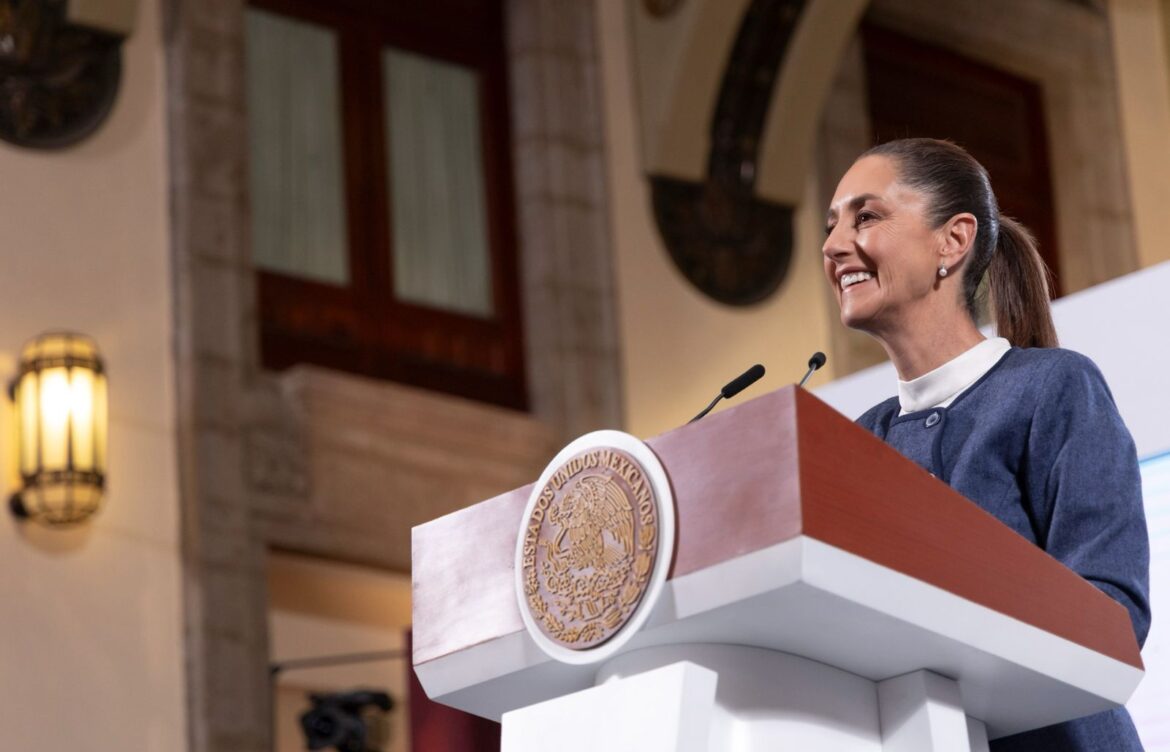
left=249, top=0, right=528, bottom=409
left=861, top=22, right=1063, bottom=297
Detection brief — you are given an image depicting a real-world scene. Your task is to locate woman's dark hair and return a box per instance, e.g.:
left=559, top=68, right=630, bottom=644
left=861, top=138, right=1058, bottom=349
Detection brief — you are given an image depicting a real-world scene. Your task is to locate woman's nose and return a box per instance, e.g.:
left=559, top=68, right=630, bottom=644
left=822, top=225, right=853, bottom=261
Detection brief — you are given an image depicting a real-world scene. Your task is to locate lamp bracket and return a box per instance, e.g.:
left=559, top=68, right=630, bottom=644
left=9, top=494, right=29, bottom=520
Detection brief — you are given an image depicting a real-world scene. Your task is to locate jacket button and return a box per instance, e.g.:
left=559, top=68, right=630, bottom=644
left=925, top=412, right=941, bottom=427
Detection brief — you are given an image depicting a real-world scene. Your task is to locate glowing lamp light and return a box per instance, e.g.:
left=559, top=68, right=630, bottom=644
left=8, top=332, right=108, bottom=526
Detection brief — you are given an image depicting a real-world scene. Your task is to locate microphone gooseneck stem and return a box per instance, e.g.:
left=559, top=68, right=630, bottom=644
left=688, top=363, right=766, bottom=425
left=799, top=351, right=827, bottom=388
left=689, top=394, right=723, bottom=424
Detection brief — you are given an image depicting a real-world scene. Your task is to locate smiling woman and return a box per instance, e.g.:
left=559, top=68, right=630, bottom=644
left=823, top=138, right=1151, bottom=751
left=823, top=139, right=1057, bottom=380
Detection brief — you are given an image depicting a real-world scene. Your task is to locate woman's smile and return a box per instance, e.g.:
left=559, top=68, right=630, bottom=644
left=839, top=271, right=874, bottom=290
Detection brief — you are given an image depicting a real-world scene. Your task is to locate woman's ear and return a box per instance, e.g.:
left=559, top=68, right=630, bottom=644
left=940, top=213, right=978, bottom=269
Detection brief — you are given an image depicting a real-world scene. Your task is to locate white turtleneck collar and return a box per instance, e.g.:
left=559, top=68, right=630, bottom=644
left=897, top=337, right=1011, bottom=415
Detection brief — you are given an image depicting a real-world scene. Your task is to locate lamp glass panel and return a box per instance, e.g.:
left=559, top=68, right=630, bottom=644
left=69, top=368, right=96, bottom=471
left=94, top=372, right=108, bottom=474
left=18, top=371, right=39, bottom=476
left=39, top=366, right=71, bottom=471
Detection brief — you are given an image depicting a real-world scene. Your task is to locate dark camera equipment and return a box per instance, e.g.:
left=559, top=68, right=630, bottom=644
left=299, top=689, right=393, bottom=752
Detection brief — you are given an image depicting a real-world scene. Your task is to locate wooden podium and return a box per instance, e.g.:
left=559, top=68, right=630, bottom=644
left=412, top=387, right=1144, bottom=751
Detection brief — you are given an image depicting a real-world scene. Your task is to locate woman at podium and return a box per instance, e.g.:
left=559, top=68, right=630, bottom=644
left=822, top=137, right=1151, bottom=751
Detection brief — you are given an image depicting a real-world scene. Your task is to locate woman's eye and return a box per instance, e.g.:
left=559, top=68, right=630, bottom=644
left=855, top=211, right=878, bottom=225
left=824, top=223, right=836, bottom=236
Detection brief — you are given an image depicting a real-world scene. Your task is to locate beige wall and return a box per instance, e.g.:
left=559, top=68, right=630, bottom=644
left=1110, top=0, right=1170, bottom=269
left=0, top=1, right=184, bottom=750
left=598, top=0, right=837, bottom=438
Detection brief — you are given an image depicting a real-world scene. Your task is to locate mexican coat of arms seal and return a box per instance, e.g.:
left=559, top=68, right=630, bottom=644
left=515, top=431, right=674, bottom=663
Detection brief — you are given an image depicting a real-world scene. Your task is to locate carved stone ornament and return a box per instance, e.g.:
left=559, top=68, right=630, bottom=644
left=515, top=430, right=675, bottom=665
left=0, top=0, right=123, bottom=149
left=651, top=0, right=807, bottom=305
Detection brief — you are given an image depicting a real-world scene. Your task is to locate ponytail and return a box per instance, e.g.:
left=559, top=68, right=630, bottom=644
left=988, top=215, right=1058, bottom=349
left=862, top=139, right=1059, bottom=349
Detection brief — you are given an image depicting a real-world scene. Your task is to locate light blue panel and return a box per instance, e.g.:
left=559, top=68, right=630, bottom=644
left=1132, top=451, right=1170, bottom=750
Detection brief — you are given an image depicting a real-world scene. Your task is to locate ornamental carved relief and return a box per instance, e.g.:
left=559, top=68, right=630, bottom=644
left=649, top=0, right=807, bottom=305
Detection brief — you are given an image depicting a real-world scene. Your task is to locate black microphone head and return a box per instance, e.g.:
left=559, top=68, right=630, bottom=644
left=808, top=351, right=827, bottom=370
left=721, top=364, right=765, bottom=399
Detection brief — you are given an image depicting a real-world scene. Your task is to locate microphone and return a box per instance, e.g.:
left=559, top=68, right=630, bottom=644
left=799, top=351, right=827, bottom=388
left=689, top=364, right=766, bottom=423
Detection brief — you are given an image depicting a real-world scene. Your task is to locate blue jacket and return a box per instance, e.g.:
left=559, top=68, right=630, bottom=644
left=857, top=347, right=1151, bottom=751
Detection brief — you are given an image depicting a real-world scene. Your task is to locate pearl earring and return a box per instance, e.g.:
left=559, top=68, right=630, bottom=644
left=938, top=264, right=948, bottom=278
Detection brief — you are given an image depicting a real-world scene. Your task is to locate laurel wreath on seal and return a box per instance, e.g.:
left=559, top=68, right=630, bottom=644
left=524, top=474, right=657, bottom=646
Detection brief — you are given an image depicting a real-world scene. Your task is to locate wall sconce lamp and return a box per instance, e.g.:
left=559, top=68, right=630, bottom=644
left=8, top=332, right=108, bottom=526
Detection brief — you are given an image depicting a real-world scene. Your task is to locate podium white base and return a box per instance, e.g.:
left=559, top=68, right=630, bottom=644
left=501, top=645, right=990, bottom=752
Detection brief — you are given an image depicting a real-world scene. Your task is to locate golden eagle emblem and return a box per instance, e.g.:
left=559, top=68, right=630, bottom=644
left=549, top=474, right=634, bottom=571
left=520, top=448, right=659, bottom=649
